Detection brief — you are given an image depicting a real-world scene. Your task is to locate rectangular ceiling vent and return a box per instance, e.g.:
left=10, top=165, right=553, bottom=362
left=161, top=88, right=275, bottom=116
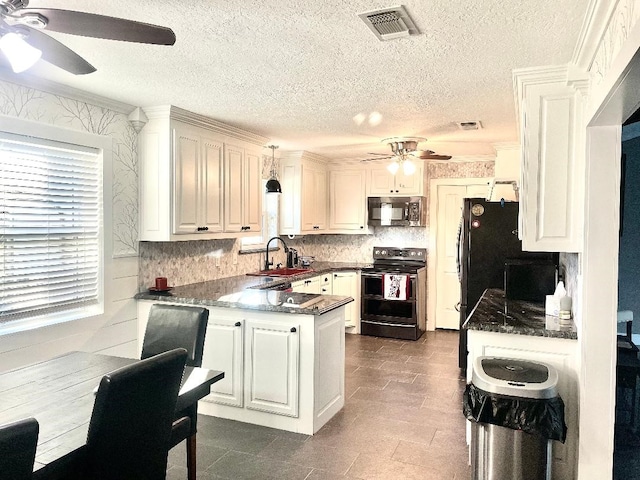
left=358, top=5, right=420, bottom=41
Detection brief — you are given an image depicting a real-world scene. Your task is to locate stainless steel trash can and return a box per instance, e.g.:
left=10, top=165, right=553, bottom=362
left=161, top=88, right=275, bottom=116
left=469, top=356, right=559, bottom=480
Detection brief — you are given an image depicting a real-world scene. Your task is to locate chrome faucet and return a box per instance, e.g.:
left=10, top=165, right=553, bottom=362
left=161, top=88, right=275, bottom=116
left=264, top=236, right=289, bottom=271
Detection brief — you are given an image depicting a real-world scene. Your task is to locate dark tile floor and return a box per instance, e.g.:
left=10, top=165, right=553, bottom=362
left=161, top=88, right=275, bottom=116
left=166, top=330, right=470, bottom=479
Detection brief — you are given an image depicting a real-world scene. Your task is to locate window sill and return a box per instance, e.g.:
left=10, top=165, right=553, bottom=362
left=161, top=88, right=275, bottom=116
left=0, top=304, right=104, bottom=336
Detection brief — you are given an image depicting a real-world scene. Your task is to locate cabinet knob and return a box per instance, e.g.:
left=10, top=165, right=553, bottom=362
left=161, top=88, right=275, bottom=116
left=235, top=321, right=242, bottom=327
left=290, top=327, right=297, bottom=333
left=246, top=226, right=251, bottom=230
left=360, top=226, right=363, bottom=229
left=395, top=190, right=399, bottom=193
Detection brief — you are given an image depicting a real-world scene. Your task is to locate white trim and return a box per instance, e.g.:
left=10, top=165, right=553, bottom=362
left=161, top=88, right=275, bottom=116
left=0, top=68, right=135, bottom=115
left=571, top=0, right=616, bottom=70
left=0, top=115, right=113, bottom=335
left=427, top=177, right=491, bottom=332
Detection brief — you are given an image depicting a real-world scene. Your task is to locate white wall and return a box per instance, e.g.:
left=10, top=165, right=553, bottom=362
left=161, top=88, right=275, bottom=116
left=0, top=74, right=140, bottom=371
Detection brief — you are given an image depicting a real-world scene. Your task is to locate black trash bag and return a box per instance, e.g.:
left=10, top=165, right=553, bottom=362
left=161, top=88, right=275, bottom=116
left=463, top=383, right=567, bottom=443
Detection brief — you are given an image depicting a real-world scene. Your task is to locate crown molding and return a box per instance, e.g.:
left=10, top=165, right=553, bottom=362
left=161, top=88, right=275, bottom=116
left=0, top=66, right=135, bottom=114
left=571, top=0, right=621, bottom=70
left=143, top=105, right=269, bottom=146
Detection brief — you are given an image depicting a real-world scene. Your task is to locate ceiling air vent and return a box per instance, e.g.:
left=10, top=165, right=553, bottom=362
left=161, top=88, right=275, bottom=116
left=358, top=5, right=420, bottom=41
left=456, top=121, right=482, bottom=131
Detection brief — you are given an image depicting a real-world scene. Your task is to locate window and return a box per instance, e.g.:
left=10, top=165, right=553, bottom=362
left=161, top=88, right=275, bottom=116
left=0, top=132, right=101, bottom=324
left=240, top=179, right=279, bottom=249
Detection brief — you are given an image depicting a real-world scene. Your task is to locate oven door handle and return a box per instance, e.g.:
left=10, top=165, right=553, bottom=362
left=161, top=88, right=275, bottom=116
left=361, top=272, right=417, bottom=279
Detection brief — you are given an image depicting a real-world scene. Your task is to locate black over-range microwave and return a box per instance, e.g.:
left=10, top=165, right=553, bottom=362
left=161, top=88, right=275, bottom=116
left=367, top=197, right=426, bottom=227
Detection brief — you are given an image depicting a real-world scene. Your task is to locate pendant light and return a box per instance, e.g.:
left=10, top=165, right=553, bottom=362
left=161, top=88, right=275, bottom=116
left=265, top=145, right=282, bottom=194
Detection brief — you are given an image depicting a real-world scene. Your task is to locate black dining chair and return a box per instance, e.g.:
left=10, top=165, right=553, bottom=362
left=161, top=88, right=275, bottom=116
left=0, top=417, right=39, bottom=480
left=84, top=348, right=188, bottom=480
left=141, top=304, right=209, bottom=480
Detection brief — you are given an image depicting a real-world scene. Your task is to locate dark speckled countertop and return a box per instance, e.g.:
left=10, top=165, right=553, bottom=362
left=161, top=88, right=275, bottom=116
left=135, top=262, right=369, bottom=316
left=462, top=288, right=578, bottom=339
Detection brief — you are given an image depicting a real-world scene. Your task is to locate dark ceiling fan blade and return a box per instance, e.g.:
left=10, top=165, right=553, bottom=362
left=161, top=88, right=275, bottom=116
left=17, top=9, right=176, bottom=45
left=361, top=155, right=394, bottom=162
left=412, top=150, right=451, bottom=160
left=21, top=26, right=96, bottom=74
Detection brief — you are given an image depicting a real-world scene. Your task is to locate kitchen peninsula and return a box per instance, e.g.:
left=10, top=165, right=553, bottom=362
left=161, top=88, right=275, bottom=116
left=135, top=269, right=355, bottom=435
left=463, top=288, right=578, bottom=479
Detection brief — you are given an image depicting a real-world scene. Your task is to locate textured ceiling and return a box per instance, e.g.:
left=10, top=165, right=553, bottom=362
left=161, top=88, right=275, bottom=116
left=6, top=0, right=590, bottom=159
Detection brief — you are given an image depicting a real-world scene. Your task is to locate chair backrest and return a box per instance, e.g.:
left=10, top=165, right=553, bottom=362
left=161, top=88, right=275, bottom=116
left=141, top=304, right=209, bottom=367
left=85, top=348, right=187, bottom=480
left=0, top=417, right=39, bottom=480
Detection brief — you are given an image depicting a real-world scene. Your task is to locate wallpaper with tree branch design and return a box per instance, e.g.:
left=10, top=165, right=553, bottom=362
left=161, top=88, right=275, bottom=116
left=0, top=79, right=139, bottom=257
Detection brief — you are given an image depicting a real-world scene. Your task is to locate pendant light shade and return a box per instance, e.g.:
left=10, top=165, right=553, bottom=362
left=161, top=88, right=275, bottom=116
left=265, top=145, right=281, bottom=194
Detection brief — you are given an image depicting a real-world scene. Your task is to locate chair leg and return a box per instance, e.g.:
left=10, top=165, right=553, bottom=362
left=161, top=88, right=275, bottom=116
left=187, top=434, right=197, bottom=480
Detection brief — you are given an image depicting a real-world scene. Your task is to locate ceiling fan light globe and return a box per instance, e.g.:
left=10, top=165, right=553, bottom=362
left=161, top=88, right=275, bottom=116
left=0, top=32, right=41, bottom=73
left=387, top=161, right=400, bottom=175
left=403, top=159, right=416, bottom=176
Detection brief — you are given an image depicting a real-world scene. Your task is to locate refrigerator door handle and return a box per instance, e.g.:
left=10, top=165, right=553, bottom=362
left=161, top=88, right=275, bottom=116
left=456, top=216, right=463, bottom=282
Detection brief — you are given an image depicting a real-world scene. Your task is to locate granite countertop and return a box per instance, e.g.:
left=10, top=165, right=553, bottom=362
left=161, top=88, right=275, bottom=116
left=135, top=262, right=368, bottom=316
left=462, top=288, right=578, bottom=339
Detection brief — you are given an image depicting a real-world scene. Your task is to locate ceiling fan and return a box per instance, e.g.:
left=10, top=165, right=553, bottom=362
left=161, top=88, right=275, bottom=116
left=362, top=137, right=452, bottom=175
left=0, top=0, right=176, bottom=74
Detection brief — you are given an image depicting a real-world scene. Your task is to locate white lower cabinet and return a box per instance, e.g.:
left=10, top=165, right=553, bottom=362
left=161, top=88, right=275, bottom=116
left=291, top=276, right=321, bottom=294
left=466, top=330, right=578, bottom=480
left=331, top=271, right=360, bottom=332
left=201, top=317, right=244, bottom=407
left=245, top=319, right=299, bottom=417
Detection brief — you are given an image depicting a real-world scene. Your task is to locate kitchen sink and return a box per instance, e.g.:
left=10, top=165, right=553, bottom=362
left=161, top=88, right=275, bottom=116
left=247, top=267, right=313, bottom=277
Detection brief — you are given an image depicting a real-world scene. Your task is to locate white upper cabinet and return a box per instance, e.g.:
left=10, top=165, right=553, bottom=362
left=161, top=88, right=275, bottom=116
left=280, top=151, right=329, bottom=235
left=328, top=168, right=368, bottom=232
left=513, top=66, right=588, bottom=252
left=138, top=106, right=267, bottom=241
left=173, top=126, right=224, bottom=235
left=367, top=161, right=424, bottom=196
left=224, top=142, right=262, bottom=234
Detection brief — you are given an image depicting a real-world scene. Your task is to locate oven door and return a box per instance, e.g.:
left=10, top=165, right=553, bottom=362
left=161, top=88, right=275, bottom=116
left=361, top=271, right=417, bottom=324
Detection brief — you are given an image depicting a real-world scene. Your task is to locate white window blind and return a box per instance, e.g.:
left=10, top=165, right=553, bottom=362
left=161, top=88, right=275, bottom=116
left=0, top=132, right=101, bottom=323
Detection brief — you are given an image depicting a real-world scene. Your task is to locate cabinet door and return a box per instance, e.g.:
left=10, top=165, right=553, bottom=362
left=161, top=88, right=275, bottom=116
left=332, top=271, right=359, bottom=327
left=201, top=135, right=224, bottom=233
left=301, top=165, right=327, bottom=232
left=224, top=144, right=245, bottom=232
left=246, top=320, right=299, bottom=417
left=243, top=149, right=262, bottom=233
left=396, top=162, right=423, bottom=195
left=173, top=126, right=200, bottom=234
left=201, top=317, right=244, bottom=407
left=314, top=168, right=328, bottom=230
left=368, top=168, right=396, bottom=195
left=329, top=169, right=367, bottom=230
left=319, top=274, right=333, bottom=295
left=291, top=277, right=320, bottom=293
left=514, top=68, right=586, bottom=252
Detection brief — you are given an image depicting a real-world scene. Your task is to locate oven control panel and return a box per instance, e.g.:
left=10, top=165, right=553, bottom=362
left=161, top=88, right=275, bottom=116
left=372, top=247, right=426, bottom=261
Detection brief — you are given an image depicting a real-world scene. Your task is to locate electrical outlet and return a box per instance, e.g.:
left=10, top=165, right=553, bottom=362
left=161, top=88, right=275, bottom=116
left=215, top=256, right=220, bottom=268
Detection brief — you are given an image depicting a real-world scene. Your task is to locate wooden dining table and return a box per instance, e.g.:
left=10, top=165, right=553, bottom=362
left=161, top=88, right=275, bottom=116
left=0, top=351, right=224, bottom=480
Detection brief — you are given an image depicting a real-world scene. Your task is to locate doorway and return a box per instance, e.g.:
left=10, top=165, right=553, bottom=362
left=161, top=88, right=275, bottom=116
left=427, top=178, right=488, bottom=331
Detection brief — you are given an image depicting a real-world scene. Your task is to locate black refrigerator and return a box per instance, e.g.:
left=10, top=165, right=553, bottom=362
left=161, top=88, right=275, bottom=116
left=457, top=199, right=557, bottom=368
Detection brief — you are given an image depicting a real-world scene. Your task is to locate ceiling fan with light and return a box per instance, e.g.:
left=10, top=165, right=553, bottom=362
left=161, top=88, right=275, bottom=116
left=362, top=137, right=452, bottom=175
left=0, top=0, right=176, bottom=74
